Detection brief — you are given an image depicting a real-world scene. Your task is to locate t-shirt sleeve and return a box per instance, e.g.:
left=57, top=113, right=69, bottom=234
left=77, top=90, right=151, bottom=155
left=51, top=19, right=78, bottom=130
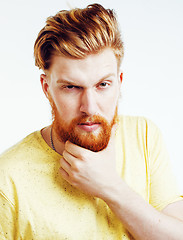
left=0, top=191, right=16, bottom=240
left=147, top=120, right=182, bottom=211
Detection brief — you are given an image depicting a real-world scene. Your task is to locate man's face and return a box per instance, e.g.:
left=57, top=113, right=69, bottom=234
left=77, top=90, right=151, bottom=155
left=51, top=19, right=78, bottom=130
left=42, top=48, right=122, bottom=151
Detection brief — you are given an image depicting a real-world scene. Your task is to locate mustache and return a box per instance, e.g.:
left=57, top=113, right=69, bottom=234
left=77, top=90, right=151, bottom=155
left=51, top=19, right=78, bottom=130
left=72, top=115, right=106, bottom=124
left=76, top=116, right=103, bottom=125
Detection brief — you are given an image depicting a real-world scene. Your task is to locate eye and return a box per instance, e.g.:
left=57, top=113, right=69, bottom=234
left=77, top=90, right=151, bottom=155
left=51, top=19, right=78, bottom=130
left=98, top=82, right=110, bottom=89
left=64, top=85, right=81, bottom=90
left=66, top=85, right=75, bottom=89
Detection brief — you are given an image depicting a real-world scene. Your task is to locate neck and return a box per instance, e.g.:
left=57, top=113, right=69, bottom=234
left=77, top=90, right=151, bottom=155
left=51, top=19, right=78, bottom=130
left=41, top=126, right=65, bottom=155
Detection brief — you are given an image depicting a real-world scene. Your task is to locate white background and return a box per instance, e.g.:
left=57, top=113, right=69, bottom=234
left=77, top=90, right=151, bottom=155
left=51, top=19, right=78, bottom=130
left=0, top=0, right=182, bottom=191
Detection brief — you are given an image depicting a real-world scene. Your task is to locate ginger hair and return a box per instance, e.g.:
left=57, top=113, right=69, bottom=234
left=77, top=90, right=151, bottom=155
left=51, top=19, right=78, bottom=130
left=34, top=3, right=124, bottom=71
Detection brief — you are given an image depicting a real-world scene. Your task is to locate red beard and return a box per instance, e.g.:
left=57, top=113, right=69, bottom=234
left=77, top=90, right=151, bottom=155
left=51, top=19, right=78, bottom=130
left=49, top=98, right=117, bottom=152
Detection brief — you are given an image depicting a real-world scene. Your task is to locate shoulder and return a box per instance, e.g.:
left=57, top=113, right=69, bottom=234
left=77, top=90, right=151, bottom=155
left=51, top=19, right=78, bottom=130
left=0, top=131, right=42, bottom=168
left=0, top=131, right=39, bottom=204
left=117, top=115, right=160, bottom=136
left=116, top=115, right=163, bottom=154
left=0, top=131, right=50, bottom=197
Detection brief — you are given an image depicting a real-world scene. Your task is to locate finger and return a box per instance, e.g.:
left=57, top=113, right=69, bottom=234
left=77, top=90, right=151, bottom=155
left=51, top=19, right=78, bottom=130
left=60, top=157, right=71, bottom=173
left=62, top=149, right=76, bottom=166
left=59, top=167, right=70, bottom=180
left=65, top=140, right=88, bottom=158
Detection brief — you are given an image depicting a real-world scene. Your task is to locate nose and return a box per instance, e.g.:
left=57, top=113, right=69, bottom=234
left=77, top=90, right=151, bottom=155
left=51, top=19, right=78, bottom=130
left=80, top=89, right=98, bottom=116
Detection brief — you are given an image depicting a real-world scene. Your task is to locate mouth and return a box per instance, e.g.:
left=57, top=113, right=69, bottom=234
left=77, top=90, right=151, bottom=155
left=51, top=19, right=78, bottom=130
left=77, top=122, right=100, bottom=132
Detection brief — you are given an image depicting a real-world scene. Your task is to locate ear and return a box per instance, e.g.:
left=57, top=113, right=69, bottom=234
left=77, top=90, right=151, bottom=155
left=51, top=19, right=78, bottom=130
left=119, top=72, right=123, bottom=84
left=40, top=74, right=50, bottom=99
left=118, top=72, right=123, bottom=99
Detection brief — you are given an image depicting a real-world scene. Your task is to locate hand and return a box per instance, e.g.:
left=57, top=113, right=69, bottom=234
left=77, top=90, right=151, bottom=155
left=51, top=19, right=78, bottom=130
left=59, top=125, right=121, bottom=199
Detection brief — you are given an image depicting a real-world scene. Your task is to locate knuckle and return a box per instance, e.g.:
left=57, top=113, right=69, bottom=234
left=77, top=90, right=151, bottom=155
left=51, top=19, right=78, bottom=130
left=69, top=169, right=76, bottom=178
left=72, top=161, right=81, bottom=172
left=79, top=151, right=88, bottom=161
left=69, top=172, right=78, bottom=183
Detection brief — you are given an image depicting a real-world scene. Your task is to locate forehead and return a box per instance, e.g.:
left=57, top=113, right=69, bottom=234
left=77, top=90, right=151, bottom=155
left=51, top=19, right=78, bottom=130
left=48, top=48, right=118, bottom=84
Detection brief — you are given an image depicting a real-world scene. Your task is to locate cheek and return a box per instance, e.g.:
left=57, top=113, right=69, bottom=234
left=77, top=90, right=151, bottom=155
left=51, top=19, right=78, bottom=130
left=100, top=90, right=119, bottom=120
left=54, top=96, right=79, bottom=118
left=107, top=87, right=120, bottom=105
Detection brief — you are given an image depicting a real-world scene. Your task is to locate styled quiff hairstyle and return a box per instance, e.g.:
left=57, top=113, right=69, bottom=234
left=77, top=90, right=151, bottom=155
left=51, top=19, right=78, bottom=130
left=34, top=3, right=124, bottom=71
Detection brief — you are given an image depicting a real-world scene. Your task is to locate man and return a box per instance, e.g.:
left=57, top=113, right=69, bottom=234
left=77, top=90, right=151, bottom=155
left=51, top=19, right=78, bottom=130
left=0, top=3, right=183, bottom=239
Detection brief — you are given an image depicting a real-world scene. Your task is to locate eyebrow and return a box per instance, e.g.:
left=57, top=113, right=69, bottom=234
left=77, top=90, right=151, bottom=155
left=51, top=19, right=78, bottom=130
left=56, top=79, right=76, bottom=85
left=56, top=73, right=116, bottom=85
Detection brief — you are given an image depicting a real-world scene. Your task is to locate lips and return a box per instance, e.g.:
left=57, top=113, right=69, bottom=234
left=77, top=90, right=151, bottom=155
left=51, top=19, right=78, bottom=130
left=77, top=122, right=100, bottom=132
left=80, top=121, right=98, bottom=125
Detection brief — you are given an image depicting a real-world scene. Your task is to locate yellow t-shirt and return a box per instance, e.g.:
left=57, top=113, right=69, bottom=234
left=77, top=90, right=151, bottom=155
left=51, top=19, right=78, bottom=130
left=0, top=116, right=182, bottom=240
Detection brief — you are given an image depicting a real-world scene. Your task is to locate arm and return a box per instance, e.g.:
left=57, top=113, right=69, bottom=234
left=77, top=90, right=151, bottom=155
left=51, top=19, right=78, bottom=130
left=59, top=127, right=183, bottom=239
left=102, top=178, right=183, bottom=240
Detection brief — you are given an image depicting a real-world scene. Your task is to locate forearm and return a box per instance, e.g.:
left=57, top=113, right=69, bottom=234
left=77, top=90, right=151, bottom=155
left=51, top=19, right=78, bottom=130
left=102, top=179, right=183, bottom=240
left=59, top=140, right=183, bottom=239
